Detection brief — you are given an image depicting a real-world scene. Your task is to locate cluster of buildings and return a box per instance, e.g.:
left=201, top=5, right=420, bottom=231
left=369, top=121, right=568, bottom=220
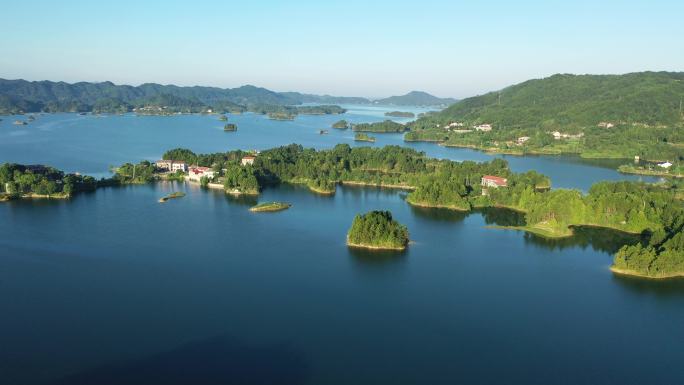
left=155, top=160, right=188, bottom=172
left=155, top=154, right=257, bottom=182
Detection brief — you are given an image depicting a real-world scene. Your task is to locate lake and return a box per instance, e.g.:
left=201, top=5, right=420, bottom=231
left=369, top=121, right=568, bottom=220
left=1, top=107, right=683, bottom=385
left=0, top=106, right=659, bottom=191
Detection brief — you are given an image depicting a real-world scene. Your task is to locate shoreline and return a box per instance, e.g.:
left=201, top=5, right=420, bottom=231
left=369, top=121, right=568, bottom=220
left=346, top=240, right=407, bottom=251
left=341, top=181, right=416, bottom=190
left=406, top=137, right=665, bottom=166
left=308, top=186, right=336, bottom=195
left=1, top=192, right=71, bottom=201
left=406, top=199, right=470, bottom=211
left=249, top=202, right=291, bottom=212
left=487, top=225, right=574, bottom=239
left=610, top=266, right=684, bottom=280
left=618, top=165, right=683, bottom=179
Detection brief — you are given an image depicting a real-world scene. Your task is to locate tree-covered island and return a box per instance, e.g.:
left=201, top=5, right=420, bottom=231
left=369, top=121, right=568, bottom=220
left=354, top=133, right=376, bottom=142
left=332, top=120, right=350, bottom=129
left=6, top=141, right=684, bottom=279
left=385, top=111, right=415, bottom=118
left=353, top=120, right=408, bottom=133
left=347, top=210, right=409, bottom=250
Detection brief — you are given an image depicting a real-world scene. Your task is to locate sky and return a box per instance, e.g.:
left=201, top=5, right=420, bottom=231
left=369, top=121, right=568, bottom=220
left=1, top=0, right=683, bottom=98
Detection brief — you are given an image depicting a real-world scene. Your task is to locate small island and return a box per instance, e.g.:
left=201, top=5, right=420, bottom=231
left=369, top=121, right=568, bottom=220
left=385, top=111, right=415, bottom=118
left=268, top=112, right=296, bottom=121
left=332, top=119, right=349, bottom=129
left=249, top=201, right=291, bottom=212
left=297, top=105, right=346, bottom=115
left=353, top=120, right=407, bottom=133
left=224, top=123, right=238, bottom=131
left=354, top=133, right=376, bottom=142
left=159, top=191, right=186, bottom=203
left=347, top=210, right=409, bottom=250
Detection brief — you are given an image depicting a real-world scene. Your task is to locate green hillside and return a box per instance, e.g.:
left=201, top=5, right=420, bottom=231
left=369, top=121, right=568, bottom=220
left=408, top=72, right=684, bottom=162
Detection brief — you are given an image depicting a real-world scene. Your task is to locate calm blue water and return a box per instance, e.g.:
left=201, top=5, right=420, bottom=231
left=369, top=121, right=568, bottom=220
left=1, top=183, right=683, bottom=385
left=0, top=107, right=659, bottom=191
left=1, top=107, right=681, bottom=385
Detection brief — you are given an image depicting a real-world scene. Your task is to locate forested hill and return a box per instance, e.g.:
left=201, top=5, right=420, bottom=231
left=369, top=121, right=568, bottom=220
left=0, top=79, right=299, bottom=113
left=375, top=91, right=457, bottom=106
left=0, top=78, right=460, bottom=113
left=411, top=72, right=684, bottom=130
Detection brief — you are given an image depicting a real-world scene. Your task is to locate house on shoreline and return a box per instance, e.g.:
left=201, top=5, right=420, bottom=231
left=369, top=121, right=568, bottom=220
left=187, top=166, right=216, bottom=182
left=155, top=160, right=188, bottom=172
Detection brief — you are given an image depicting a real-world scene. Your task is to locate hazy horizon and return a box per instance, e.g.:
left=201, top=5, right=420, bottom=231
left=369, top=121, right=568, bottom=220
left=1, top=0, right=683, bottom=98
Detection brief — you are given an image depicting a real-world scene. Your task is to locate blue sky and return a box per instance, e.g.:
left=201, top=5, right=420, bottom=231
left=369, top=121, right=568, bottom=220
left=1, top=0, right=682, bottom=98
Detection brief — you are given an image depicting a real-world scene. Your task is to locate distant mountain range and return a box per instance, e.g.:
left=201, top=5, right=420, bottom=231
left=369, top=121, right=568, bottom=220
left=0, top=78, right=456, bottom=114
left=374, top=91, right=457, bottom=106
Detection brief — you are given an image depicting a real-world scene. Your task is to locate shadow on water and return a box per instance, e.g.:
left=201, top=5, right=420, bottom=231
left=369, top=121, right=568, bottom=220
left=476, top=207, right=526, bottom=227
left=46, top=335, right=309, bottom=385
left=347, top=245, right=408, bottom=271
left=409, top=205, right=469, bottom=223
left=522, top=226, right=648, bottom=254
left=611, top=273, right=684, bottom=296
left=411, top=204, right=647, bottom=256
left=224, top=192, right=259, bottom=207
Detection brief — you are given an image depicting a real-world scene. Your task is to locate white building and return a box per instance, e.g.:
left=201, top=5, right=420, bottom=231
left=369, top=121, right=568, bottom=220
left=187, top=166, right=216, bottom=181
left=658, top=162, right=673, bottom=169
left=447, top=122, right=465, bottom=128
left=474, top=124, right=492, bottom=132
left=517, top=136, right=531, bottom=145
left=552, top=131, right=584, bottom=140
left=155, top=160, right=188, bottom=172
left=241, top=155, right=256, bottom=166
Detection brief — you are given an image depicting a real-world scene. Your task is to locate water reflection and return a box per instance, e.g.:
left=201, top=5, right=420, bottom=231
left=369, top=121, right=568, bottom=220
left=347, top=245, right=408, bottom=272
left=411, top=204, right=646, bottom=256
left=611, top=274, right=684, bottom=296
left=477, top=207, right=526, bottom=227
left=409, top=205, right=468, bottom=223
left=523, top=226, right=647, bottom=254
left=223, top=192, right=259, bottom=207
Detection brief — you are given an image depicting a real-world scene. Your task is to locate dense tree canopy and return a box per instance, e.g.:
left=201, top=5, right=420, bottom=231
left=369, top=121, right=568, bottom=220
left=347, top=210, right=409, bottom=249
